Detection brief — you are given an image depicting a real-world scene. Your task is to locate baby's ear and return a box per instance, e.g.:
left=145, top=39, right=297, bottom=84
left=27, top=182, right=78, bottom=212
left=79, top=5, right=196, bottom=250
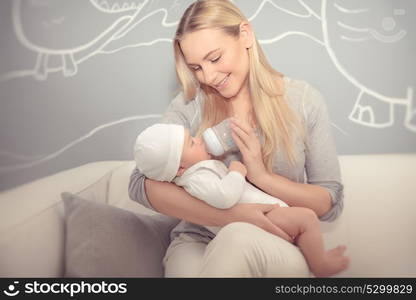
left=177, top=166, right=186, bottom=176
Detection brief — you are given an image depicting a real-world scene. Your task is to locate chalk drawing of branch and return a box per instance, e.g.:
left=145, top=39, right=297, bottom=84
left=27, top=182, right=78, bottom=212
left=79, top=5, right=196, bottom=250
left=0, top=114, right=161, bottom=173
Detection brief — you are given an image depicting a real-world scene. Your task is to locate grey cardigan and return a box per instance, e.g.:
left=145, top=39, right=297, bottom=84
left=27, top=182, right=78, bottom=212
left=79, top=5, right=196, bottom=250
left=129, top=77, right=344, bottom=241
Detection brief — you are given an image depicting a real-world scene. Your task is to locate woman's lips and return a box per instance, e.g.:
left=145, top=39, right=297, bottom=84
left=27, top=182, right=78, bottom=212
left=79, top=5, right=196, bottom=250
left=215, top=73, right=230, bottom=89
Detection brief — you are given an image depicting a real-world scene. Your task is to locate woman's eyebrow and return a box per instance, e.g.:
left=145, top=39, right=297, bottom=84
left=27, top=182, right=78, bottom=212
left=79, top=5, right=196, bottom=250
left=203, top=48, right=220, bottom=60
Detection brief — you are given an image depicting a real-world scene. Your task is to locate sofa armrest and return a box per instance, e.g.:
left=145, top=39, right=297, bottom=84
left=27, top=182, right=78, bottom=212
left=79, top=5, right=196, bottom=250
left=0, top=161, right=127, bottom=277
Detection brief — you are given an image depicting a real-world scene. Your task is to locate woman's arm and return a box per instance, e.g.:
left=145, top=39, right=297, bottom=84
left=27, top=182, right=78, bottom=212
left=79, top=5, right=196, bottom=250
left=144, top=178, right=286, bottom=236
left=230, top=83, right=343, bottom=220
left=145, top=178, right=224, bottom=226
left=251, top=172, right=331, bottom=217
left=230, top=118, right=330, bottom=217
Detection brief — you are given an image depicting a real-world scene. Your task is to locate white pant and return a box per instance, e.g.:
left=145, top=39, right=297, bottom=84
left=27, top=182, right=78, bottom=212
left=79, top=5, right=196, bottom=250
left=163, top=222, right=310, bottom=277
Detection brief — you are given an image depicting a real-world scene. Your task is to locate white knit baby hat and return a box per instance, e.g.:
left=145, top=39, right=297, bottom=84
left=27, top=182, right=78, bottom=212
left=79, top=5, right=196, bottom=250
left=134, top=123, right=184, bottom=182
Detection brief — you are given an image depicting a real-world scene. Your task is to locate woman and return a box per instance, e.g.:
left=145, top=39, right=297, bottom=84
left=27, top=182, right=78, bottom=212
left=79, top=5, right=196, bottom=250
left=129, top=0, right=344, bottom=277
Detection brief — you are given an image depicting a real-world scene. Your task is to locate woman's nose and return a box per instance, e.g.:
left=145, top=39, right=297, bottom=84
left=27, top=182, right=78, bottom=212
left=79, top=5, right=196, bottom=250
left=202, top=65, right=216, bottom=85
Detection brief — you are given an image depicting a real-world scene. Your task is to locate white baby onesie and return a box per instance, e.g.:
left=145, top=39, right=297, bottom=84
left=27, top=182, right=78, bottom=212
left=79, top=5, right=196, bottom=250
left=174, top=160, right=288, bottom=234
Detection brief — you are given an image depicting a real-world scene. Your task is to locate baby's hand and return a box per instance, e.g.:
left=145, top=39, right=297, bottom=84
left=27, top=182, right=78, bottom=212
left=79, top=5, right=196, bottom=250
left=229, top=161, right=247, bottom=177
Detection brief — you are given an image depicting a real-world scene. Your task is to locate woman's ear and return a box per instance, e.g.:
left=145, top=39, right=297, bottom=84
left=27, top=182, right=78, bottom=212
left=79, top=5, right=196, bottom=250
left=239, top=22, right=254, bottom=49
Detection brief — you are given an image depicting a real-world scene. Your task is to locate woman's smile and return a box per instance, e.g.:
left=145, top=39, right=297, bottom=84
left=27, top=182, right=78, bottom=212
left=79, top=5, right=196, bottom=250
left=214, top=73, right=231, bottom=90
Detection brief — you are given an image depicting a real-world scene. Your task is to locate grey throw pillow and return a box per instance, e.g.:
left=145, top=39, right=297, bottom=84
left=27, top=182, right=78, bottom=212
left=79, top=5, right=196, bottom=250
left=61, top=192, right=178, bottom=277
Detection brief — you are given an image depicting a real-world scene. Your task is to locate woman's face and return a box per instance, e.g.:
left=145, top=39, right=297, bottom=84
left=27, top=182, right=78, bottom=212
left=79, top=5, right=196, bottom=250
left=180, top=26, right=252, bottom=99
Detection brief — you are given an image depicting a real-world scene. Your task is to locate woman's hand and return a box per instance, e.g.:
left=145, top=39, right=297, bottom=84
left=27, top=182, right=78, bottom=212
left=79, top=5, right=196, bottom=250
left=224, top=203, right=287, bottom=238
left=230, top=117, right=267, bottom=184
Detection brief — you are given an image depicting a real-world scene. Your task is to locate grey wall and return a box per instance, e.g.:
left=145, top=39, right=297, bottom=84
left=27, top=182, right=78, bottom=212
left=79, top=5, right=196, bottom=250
left=0, top=0, right=415, bottom=191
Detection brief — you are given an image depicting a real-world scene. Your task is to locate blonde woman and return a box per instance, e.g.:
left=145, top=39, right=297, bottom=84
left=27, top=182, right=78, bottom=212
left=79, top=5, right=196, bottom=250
left=129, top=0, right=345, bottom=277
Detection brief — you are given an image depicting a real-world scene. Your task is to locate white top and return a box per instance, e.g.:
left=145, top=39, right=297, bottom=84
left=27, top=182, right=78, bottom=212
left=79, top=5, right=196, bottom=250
left=173, top=160, right=288, bottom=233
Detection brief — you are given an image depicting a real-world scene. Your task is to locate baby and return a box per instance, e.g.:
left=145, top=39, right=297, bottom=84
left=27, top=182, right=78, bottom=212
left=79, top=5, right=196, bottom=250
left=134, top=123, right=349, bottom=277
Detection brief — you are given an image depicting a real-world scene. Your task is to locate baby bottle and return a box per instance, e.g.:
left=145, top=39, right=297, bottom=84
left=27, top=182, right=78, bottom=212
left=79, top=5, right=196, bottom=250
left=202, top=118, right=238, bottom=156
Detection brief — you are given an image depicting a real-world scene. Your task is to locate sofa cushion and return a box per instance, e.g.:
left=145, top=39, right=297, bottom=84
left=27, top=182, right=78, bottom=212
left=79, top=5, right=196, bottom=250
left=62, top=192, right=178, bottom=277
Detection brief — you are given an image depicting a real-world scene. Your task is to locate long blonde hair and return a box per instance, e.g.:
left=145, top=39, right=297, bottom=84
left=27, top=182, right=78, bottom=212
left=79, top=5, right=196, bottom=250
left=174, top=0, right=302, bottom=169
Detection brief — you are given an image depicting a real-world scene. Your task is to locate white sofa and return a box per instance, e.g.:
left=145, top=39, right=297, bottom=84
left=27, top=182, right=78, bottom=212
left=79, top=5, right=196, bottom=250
left=1, top=154, right=415, bottom=277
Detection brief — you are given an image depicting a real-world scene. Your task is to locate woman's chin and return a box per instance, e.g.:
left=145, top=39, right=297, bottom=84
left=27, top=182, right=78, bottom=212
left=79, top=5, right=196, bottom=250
left=218, top=89, right=237, bottom=100
left=218, top=84, right=244, bottom=100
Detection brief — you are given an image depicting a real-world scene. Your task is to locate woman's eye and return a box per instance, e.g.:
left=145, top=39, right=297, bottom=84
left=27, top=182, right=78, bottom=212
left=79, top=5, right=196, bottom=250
left=211, top=56, right=221, bottom=63
left=191, top=66, right=200, bottom=71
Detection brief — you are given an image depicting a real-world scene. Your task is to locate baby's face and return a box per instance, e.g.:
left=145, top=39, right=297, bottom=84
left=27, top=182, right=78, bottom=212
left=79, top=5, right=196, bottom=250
left=180, top=129, right=211, bottom=170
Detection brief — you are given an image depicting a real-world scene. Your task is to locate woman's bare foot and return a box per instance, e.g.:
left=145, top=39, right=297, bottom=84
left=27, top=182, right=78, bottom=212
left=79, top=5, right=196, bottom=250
left=312, top=245, right=350, bottom=277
